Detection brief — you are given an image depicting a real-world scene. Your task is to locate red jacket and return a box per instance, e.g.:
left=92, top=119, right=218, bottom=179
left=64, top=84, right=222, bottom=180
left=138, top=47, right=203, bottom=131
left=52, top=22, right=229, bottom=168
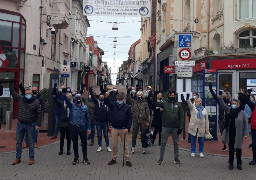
left=251, top=108, right=256, bottom=130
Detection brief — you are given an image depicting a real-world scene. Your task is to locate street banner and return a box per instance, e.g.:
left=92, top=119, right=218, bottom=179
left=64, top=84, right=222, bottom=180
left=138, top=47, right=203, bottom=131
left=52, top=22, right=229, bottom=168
left=83, top=0, right=151, bottom=17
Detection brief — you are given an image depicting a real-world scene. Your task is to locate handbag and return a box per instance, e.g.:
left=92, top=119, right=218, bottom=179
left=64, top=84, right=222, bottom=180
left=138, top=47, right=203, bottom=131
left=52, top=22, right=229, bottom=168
left=204, top=131, right=213, bottom=139
left=59, top=121, right=70, bottom=128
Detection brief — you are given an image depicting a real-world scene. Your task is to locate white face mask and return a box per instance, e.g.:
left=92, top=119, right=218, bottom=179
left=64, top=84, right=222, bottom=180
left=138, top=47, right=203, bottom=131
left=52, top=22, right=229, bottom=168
left=113, top=89, right=117, bottom=92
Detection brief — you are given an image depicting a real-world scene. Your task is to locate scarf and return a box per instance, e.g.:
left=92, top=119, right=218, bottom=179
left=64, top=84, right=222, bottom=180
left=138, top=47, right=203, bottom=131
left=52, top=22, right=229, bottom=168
left=23, top=96, right=36, bottom=104
left=224, top=106, right=243, bottom=129
left=196, top=106, right=204, bottom=119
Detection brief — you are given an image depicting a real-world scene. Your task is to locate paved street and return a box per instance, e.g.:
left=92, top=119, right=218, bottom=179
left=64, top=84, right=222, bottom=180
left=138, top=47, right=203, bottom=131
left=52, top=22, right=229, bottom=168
left=0, top=135, right=255, bottom=180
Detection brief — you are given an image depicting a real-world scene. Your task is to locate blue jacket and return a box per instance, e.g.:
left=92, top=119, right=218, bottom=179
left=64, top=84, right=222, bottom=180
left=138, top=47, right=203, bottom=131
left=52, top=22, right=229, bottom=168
left=64, top=96, right=91, bottom=130
left=54, top=92, right=66, bottom=116
left=244, top=104, right=252, bottom=119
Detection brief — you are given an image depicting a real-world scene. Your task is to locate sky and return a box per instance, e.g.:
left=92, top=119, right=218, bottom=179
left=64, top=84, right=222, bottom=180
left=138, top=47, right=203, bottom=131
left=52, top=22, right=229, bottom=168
left=87, top=16, right=141, bottom=74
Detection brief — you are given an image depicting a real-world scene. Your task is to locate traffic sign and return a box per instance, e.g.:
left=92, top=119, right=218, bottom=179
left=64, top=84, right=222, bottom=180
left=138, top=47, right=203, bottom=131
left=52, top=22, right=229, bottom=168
left=164, top=66, right=175, bottom=74
left=179, top=48, right=191, bottom=60
left=176, top=67, right=193, bottom=77
left=84, top=66, right=90, bottom=72
left=178, top=34, right=192, bottom=48
left=175, top=61, right=195, bottom=66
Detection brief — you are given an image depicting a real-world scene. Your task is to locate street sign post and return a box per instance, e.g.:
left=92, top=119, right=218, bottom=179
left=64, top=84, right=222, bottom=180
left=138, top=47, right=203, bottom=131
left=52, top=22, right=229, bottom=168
left=179, top=48, right=191, bottom=61
left=178, top=34, right=192, bottom=48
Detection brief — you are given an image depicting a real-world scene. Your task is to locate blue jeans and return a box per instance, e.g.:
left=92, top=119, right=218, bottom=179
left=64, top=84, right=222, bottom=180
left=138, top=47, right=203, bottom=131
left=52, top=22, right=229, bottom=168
left=16, top=122, right=36, bottom=159
left=90, top=124, right=95, bottom=140
left=25, top=131, right=38, bottom=144
left=191, top=133, right=205, bottom=153
left=96, top=122, right=109, bottom=147
left=70, top=125, right=88, bottom=159
left=54, top=115, right=61, bottom=136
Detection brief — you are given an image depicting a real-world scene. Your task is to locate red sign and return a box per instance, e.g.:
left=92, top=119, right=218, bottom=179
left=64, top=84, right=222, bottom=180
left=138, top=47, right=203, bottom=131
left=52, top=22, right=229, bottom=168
left=205, top=69, right=217, bottom=73
left=212, top=58, right=256, bottom=69
left=164, top=66, right=175, bottom=73
left=179, top=48, right=191, bottom=61
left=193, top=61, right=206, bottom=72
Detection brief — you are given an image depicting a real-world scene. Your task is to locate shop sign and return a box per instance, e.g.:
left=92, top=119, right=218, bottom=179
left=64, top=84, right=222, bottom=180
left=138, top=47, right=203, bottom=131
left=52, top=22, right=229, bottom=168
left=212, top=58, right=256, bottom=69
left=60, top=65, right=70, bottom=77
left=164, top=66, right=175, bottom=73
left=193, top=61, right=206, bottom=72
left=205, top=69, right=216, bottom=73
left=175, top=61, right=195, bottom=66
left=175, top=67, right=193, bottom=77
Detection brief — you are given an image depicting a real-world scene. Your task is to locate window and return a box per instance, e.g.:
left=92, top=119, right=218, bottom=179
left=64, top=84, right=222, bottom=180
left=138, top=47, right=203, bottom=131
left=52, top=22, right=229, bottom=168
left=238, top=29, right=256, bottom=47
left=238, top=0, right=256, bottom=19
left=51, top=34, right=56, bottom=60
left=32, top=74, right=40, bottom=89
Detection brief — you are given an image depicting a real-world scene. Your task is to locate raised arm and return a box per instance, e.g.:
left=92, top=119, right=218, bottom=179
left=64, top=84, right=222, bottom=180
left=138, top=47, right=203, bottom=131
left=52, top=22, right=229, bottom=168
left=104, top=94, right=113, bottom=109
left=186, top=99, right=195, bottom=110
left=63, top=95, right=73, bottom=108
left=19, top=82, right=25, bottom=95
left=9, top=83, right=23, bottom=101
left=209, top=84, right=220, bottom=105
left=89, top=87, right=98, bottom=104
left=181, top=94, right=188, bottom=106
left=219, top=97, right=230, bottom=113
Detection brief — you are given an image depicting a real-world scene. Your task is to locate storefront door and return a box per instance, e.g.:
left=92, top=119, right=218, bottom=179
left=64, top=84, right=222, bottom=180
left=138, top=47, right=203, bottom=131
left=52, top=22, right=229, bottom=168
left=218, top=70, right=237, bottom=99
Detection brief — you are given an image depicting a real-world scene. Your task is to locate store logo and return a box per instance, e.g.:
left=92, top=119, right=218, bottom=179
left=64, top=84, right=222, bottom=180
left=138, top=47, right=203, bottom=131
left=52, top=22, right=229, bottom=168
left=0, top=48, right=9, bottom=67
left=139, top=7, right=149, bottom=16
left=84, top=5, right=93, bottom=14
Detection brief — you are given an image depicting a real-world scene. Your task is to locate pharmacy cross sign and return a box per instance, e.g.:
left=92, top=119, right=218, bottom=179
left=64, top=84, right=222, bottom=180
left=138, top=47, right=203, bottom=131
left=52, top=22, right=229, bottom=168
left=179, top=48, right=191, bottom=61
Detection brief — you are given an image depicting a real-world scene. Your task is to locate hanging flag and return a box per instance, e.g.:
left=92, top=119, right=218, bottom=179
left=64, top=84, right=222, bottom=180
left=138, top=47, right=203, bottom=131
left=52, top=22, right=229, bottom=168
left=83, top=0, right=151, bottom=17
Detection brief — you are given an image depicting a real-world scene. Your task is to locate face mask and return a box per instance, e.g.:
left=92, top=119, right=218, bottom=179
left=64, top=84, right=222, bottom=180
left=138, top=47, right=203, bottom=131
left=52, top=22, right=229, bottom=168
left=99, top=98, right=104, bottom=102
left=32, top=91, right=37, bottom=95
left=72, top=92, right=76, bottom=96
left=113, top=89, right=117, bottom=92
left=60, top=89, right=62, bottom=93
left=231, top=104, right=237, bottom=109
left=117, top=101, right=123, bottom=105
left=108, top=90, right=112, bottom=93
left=193, top=96, right=197, bottom=99
left=25, top=94, right=32, bottom=99
left=159, top=98, right=162, bottom=100
left=89, top=95, right=91, bottom=99
left=196, top=103, right=201, bottom=107
left=67, top=89, right=70, bottom=92
left=143, top=93, right=147, bottom=97
left=138, top=97, right=143, bottom=100
left=131, top=90, right=136, bottom=93
left=251, top=99, right=254, bottom=102
left=168, top=97, right=175, bottom=101
left=76, top=99, right=81, bottom=104
left=147, top=90, right=150, bottom=93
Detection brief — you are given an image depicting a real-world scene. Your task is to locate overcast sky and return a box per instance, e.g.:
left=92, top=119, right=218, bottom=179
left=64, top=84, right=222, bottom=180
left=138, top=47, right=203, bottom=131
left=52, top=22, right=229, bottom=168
left=87, top=16, right=141, bottom=73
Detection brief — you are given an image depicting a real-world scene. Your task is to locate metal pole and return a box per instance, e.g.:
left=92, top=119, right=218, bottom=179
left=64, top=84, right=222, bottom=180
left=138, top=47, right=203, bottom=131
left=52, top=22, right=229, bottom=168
left=183, top=77, right=186, bottom=140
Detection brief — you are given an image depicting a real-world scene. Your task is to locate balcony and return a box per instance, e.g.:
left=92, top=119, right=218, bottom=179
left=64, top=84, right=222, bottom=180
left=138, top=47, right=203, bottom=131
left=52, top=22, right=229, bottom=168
left=9, top=0, right=28, bottom=10
left=51, top=0, right=70, bottom=29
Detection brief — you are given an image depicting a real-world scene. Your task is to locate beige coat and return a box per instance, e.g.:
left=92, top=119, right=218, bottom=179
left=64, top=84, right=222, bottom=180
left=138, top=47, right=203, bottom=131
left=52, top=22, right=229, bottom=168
left=187, top=100, right=209, bottom=137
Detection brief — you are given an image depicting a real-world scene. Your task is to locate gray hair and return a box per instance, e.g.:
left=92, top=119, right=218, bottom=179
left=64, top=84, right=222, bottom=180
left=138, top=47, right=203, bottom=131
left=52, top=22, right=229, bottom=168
left=232, top=99, right=240, bottom=105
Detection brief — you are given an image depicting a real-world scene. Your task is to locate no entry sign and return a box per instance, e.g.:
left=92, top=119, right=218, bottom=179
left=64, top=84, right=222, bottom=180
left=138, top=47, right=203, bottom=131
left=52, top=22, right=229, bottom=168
left=179, top=48, right=191, bottom=61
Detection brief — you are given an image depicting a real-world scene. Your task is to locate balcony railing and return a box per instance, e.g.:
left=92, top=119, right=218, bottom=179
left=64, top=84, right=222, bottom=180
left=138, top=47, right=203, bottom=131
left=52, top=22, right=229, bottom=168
left=51, top=0, right=70, bottom=29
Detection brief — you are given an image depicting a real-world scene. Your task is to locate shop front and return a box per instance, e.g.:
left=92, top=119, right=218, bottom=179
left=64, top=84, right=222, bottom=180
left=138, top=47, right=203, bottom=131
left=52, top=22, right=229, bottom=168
left=0, top=9, right=26, bottom=119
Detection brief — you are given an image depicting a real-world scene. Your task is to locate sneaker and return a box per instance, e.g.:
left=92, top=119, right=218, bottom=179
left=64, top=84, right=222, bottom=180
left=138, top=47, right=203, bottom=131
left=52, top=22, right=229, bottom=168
left=59, top=150, right=63, bottom=155
left=126, top=161, right=132, bottom=167
left=249, top=143, right=252, bottom=148
left=237, top=164, right=242, bottom=170
left=131, top=147, right=135, bottom=154
left=97, top=147, right=102, bottom=152
left=82, top=158, right=90, bottom=165
left=67, top=150, right=71, bottom=155
left=174, top=158, right=181, bottom=165
left=108, top=159, right=116, bottom=165
left=249, top=160, right=256, bottom=165
left=72, top=158, right=79, bottom=165
left=107, top=147, right=112, bottom=152
left=157, top=159, right=164, bottom=165
left=199, top=153, right=204, bottom=158
left=191, top=153, right=195, bottom=157
left=142, top=148, right=146, bottom=154
left=222, top=146, right=227, bottom=152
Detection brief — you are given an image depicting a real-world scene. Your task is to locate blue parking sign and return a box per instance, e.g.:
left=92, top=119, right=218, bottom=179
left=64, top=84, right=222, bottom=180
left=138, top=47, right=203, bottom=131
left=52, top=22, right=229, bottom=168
left=178, top=34, right=192, bottom=48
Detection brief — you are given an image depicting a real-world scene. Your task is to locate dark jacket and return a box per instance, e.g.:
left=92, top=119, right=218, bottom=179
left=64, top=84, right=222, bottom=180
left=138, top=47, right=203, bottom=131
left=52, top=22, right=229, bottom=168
left=155, top=98, right=184, bottom=129
left=53, top=92, right=66, bottom=116
left=10, top=84, right=42, bottom=127
left=53, top=97, right=70, bottom=122
left=100, top=85, right=107, bottom=94
left=151, top=96, right=162, bottom=128
left=89, top=88, right=110, bottom=123
left=104, top=98, right=132, bottom=129
left=126, top=93, right=137, bottom=105
left=108, top=91, right=117, bottom=102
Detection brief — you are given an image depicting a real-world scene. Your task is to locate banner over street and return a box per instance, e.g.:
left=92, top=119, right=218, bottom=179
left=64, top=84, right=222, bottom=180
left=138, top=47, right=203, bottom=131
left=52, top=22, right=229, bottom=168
left=83, top=0, right=151, bottom=17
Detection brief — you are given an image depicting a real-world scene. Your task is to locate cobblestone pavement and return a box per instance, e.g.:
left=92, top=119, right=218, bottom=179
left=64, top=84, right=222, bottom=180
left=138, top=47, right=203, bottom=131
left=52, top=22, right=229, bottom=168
left=0, top=135, right=255, bottom=180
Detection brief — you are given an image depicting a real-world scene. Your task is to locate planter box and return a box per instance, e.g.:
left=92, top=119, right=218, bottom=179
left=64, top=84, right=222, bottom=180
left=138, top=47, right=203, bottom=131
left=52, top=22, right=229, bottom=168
left=236, top=48, right=256, bottom=53
left=220, top=49, right=236, bottom=54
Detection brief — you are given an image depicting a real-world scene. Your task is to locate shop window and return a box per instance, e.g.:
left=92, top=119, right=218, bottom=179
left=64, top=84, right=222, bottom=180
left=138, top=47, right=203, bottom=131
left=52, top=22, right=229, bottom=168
left=0, top=21, right=12, bottom=46
left=0, top=12, right=20, bottom=22
left=21, top=25, right=26, bottom=49
left=238, top=0, right=256, bottom=19
left=238, top=29, right=256, bottom=48
left=13, top=23, right=20, bottom=48
left=239, top=72, right=256, bottom=94
left=32, top=74, right=40, bottom=89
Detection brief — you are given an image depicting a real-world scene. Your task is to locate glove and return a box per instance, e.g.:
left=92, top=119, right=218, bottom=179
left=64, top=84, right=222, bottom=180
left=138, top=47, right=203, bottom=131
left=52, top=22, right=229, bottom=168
left=186, top=93, right=190, bottom=100
left=247, top=88, right=252, bottom=95
left=177, top=129, right=182, bottom=135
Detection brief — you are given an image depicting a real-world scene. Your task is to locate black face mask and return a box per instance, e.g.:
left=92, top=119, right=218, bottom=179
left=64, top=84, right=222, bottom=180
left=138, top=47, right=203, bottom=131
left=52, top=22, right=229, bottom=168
left=159, top=98, right=162, bottom=100
left=99, top=98, right=104, bottom=102
left=168, top=97, right=175, bottom=101
left=32, top=91, right=37, bottom=95
left=76, top=99, right=81, bottom=105
left=138, top=97, right=143, bottom=100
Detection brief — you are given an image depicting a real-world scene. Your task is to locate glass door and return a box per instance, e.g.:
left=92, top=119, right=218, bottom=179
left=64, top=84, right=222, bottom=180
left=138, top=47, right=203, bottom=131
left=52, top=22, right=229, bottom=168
left=218, top=70, right=237, bottom=99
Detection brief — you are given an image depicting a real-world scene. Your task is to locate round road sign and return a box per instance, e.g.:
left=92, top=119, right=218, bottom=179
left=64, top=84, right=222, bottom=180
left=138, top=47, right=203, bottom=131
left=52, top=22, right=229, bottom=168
left=179, top=48, right=191, bottom=61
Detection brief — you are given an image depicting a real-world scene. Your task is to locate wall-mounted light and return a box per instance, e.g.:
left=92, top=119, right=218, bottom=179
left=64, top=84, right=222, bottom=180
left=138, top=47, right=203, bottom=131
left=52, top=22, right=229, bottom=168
left=112, top=23, right=118, bottom=30
left=113, top=37, right=117, bottom=42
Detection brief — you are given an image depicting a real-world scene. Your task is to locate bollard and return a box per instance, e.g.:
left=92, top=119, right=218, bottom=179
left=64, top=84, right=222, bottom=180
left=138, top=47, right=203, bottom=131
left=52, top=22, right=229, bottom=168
left=5, top=111, right=12, bottom=130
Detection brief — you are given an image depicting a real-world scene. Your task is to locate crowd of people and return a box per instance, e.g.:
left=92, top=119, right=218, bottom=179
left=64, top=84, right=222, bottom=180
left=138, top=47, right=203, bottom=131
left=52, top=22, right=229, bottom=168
left=7, top=81, right=256, bottom=170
